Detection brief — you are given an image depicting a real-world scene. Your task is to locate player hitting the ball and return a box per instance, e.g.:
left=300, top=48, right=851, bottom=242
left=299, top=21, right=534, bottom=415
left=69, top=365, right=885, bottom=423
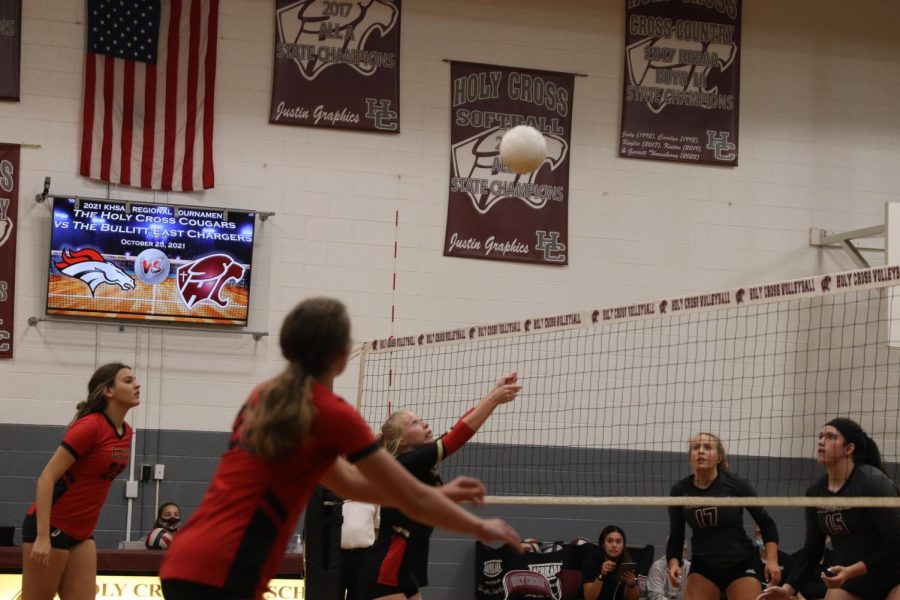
left=360, top=372, right=522, bottom=600
left=159, top=297, right=521, bottom=600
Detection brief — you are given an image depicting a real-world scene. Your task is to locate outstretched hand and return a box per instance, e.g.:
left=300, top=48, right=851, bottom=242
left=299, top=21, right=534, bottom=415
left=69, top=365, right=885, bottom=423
left=442, top=476, right=487, bottom=506
left=479, top=518, right=522, bottom=549
left=489, top=372, right=521, bottom=405
left=756, top=585, right=794, bottom=600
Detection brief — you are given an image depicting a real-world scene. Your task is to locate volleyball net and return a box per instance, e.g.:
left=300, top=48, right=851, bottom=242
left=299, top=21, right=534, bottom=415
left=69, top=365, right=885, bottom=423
left=356, top=266, right=900, bottom=507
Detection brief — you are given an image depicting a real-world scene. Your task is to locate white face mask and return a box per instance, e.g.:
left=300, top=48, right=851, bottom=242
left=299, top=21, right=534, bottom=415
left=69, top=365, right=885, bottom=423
left=754, top=538, right=764, bottom=548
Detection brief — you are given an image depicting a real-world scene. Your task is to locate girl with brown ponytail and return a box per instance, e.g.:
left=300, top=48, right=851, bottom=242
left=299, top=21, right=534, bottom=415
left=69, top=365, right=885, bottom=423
left=22, top=362, right=140, bottom=600
left=160, top=297, right=521, bottom=600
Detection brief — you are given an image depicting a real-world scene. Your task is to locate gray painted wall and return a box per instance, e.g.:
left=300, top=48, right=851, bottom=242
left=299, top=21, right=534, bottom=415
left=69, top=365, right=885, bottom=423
left=4, top=424, right=891, bottom=599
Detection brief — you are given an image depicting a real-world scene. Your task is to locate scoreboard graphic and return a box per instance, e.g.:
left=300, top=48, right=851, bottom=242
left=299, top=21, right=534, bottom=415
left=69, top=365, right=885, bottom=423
left=47, top=198, right=256, bottom=326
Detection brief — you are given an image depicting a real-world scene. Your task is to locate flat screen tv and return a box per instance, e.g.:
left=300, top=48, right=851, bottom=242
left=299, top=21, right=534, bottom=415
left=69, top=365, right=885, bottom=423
left=47, top=197, right=256, bottom=326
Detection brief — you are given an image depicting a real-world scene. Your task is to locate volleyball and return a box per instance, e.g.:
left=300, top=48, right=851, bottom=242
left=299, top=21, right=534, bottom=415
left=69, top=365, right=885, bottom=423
left=146, top=527, right=173, bottom=549
left=520, top=538, right=541, bottom=553
left=499, top=125, right=548, bottom=174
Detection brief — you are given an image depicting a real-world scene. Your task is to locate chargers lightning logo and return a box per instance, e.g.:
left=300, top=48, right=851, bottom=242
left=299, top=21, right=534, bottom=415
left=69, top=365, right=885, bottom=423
left=55, top=248, right=135, bottom=296
left=176, top=254, right=246, bottom=310
left=451, top=126, right=568, bottom=215
left=276, top=0, right=398, bottom=80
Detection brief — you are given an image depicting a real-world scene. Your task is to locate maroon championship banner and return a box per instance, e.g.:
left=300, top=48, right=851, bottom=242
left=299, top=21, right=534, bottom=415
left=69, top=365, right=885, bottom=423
left=0, top=144, right=19, bottom=358
left=0, top=0, right=21, bottom=101
left=445, top=61, right=573, bottom=265
left=620, top=0, right=741, bottom=166
left=270, top=0, right=401, bottom=132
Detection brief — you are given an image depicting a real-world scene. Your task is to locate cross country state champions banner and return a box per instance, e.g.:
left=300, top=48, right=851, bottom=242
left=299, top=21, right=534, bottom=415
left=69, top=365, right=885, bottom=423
left=270, top=0, right=401, bottom=132
left=0, top=144, right=19, bottom=359
left=620, top=0, right=741, bottom=165
left=445, top=61, right=573, bottom=265
left=0, top=0, right=21, bottom=100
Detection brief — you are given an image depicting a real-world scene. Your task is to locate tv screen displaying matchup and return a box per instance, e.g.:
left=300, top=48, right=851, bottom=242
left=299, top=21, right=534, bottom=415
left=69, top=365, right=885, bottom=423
left=47, top=197, right=256, bottom=326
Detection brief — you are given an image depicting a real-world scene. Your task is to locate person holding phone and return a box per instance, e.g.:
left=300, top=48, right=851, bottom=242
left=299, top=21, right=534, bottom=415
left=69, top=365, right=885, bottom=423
left=757, top=419, right=900, bottom=600
left=582, top=525, right=640, bottom=600
left=667, top=433, right=780, bottom=600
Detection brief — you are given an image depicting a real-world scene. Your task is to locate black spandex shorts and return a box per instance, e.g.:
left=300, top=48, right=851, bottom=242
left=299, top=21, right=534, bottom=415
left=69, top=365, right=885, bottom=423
left=21, top=513, right=91, bottom=551
left=359, top=581, right=419, bottom=599
left=689, top=554, right=763, bottom=592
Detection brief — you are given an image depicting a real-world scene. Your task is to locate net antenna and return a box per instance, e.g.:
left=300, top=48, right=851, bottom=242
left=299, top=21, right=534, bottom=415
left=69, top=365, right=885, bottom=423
left=356, top=265, right=900, bottom=509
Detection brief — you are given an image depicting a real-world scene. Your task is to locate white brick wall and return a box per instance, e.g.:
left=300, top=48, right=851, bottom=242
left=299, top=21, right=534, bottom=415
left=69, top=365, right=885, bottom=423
left=1, top=0, right=898, bottom=432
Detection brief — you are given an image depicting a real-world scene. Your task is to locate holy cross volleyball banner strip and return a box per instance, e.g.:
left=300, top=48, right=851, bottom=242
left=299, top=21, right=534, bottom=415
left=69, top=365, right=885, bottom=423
left=269, top=0, right=401, bottom=132
left=620, top=0, right=742, bottom=166
left=367, top=265, right=900, bottom=352
left=0, top=143, right=19, bottom=359
left=445, top=61, right=574, bottom=266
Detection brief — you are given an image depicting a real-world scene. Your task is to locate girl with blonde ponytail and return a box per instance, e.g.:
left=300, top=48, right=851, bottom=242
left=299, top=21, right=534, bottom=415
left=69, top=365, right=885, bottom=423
left=160, top=298, right=522, bottom=600
left=22, top=363, right=140, bottom=600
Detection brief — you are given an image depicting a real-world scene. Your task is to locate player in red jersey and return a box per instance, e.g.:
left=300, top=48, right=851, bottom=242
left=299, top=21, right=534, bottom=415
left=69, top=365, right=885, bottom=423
left=360, top=373, right=521, bottom=600
left=159, top=297, right=521, bottom=600
left=21, top=362, right=140, bottom=600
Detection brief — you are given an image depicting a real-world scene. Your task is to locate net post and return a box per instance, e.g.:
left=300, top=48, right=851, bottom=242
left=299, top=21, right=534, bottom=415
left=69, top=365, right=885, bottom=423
left=887, top=202, right=900, bottom=348
left=355, top=341, right=369, bottom=411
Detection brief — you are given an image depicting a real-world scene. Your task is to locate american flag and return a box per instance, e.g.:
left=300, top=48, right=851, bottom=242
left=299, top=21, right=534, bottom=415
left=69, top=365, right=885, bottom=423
left=81, top=0, right=219, bottom=191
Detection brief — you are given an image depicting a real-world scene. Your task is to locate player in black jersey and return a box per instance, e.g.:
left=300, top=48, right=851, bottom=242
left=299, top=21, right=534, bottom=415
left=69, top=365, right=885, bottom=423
left=360, top=372, right=522, bottom=600
left=758, top=418, right=900, bottom=600
left=667, top=433, right=781, bottom=600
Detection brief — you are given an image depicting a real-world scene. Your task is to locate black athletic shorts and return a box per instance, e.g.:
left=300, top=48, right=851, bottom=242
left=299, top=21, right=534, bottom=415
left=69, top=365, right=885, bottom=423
left=21, top=513, right=91, bottom=551
left=689, top=553, right=763, bottom=592
left=161, top=579, right=252, bottom=600
left=841, top=570, right=900, bottom=600
left=358, top=581, right=419, bottom=599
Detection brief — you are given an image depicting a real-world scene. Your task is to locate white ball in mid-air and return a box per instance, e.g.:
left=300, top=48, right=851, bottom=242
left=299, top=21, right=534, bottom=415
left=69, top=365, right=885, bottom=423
left=499, top=125, right=548, bottom=174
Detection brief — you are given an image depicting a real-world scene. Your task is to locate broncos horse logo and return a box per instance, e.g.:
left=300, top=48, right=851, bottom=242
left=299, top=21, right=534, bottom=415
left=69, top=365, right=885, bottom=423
left=276, top=0, right=399, bottom=80
left=451, top=126, right=568, bottom=215
left=55, top=248, right=135, bottom=296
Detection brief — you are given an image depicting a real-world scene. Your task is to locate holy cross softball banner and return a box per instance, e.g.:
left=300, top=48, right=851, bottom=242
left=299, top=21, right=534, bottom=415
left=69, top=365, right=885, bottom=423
left=0, top=144, right=18, bottom=359
left=620, top=0, right=742, bottom=165
left=270, top=0, right=401, bottom=132
left=445, top=61, right=573, bottom=266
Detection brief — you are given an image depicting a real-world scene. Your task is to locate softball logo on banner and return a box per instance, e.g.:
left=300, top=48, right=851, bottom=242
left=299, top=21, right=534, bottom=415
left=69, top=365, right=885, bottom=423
left=445, top=61, right=574, bottom=266
left=270, top=0, right=400, bottom=132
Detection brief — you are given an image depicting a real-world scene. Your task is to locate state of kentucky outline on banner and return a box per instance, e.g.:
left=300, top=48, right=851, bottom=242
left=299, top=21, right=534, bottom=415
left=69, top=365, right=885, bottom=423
left=620, top=0, right=741, bottom=166
left=0, top=0, right=21, bottom=100
left=0, top=144, right=19, bottom=358
left=270, top=0, right=401, bottom=132
left=446, top=61, right=573, bottom=265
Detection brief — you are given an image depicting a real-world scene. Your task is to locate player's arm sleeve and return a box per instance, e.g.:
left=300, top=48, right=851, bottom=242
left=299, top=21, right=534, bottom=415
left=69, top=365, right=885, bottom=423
left=740, top=479, right=779, bottom=544
left=436, top=418, right=476, bottom=460
left=60, top=415, right=101, bottom=459
left=859, top=476, right=900, bottom=570
left=785, top=505, right=825, bottom=588
left=666, top=482, right=687, bottom=565
left=581, top=544, right=602, bottom=584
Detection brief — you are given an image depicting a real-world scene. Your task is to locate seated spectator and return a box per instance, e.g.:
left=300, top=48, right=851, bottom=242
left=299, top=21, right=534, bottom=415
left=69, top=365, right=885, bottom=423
left=792, top=538, right=834, bottom=600
left=648, top=542, right=690, bottom=600
left=582, top=525, right=640, bottom=600
left=145, top=502, right=181, bottom=549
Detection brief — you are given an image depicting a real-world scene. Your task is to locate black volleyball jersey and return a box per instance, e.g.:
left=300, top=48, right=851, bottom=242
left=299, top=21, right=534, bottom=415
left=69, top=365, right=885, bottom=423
left=787, top=464, right=900, bottom=589
left=667, top=470, right=778, bottom=568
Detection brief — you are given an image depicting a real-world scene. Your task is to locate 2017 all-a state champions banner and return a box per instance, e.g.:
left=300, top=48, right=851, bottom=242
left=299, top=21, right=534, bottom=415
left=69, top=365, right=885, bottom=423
left=445, top=61, right=573, bottom=265
left=620, top=0, right=742, bottom=165
left=270, top=0, right=400, bottom=132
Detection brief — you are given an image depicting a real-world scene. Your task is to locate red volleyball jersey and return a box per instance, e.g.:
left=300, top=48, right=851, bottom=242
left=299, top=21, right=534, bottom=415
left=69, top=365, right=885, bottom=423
left=27, top=412, right=132, bottom=539
left=160, top=381, right=379, bottom=599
